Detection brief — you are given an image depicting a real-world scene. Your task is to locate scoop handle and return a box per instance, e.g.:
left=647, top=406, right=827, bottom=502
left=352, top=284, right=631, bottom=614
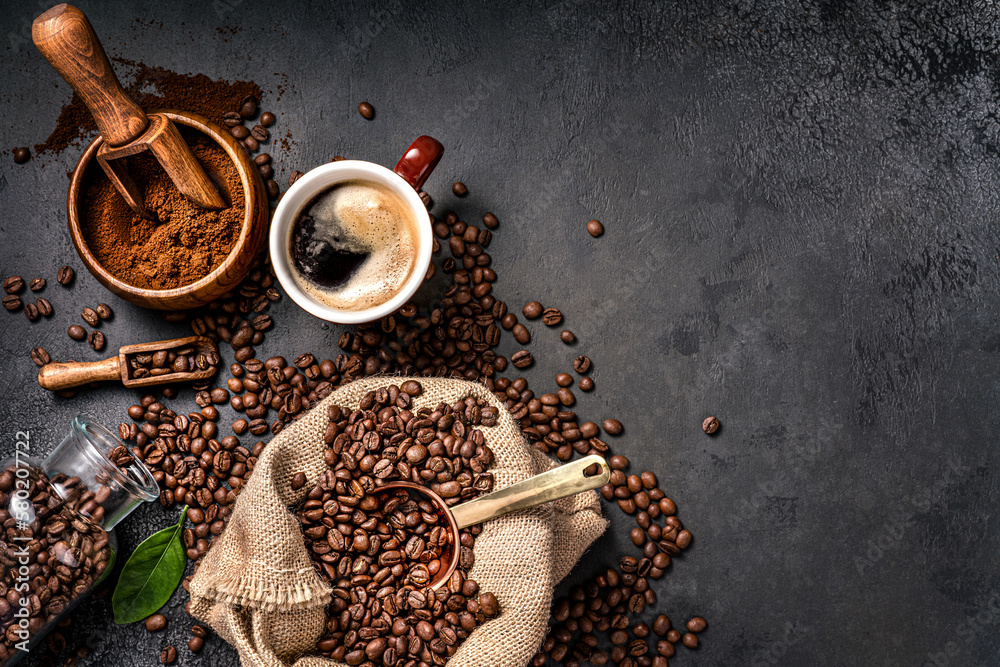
left=33, top=4, right=148, bottom=147
left=450, top=454, right=611, bottom=529
left=38, top=356, right=122, bottom=391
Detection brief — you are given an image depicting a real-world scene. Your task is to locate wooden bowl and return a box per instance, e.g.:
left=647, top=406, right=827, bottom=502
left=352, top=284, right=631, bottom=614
left=67, top=110, right=268, bottom=310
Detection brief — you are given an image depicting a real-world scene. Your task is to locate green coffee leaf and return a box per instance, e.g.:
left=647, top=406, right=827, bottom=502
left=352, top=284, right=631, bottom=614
left=112, top=505, right=188, bottom=624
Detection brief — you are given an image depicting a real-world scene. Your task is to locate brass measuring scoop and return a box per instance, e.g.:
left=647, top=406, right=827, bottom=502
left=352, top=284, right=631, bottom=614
left=37, top=335, right=219, bottom=391
left=374, top=454, right=611, bottom=590
left=33, top=4, right=226, bottom=218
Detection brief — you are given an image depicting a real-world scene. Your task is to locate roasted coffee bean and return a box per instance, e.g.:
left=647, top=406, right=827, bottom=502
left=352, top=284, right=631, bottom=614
left=603, top=419, right=623, bottom=435
left=82, top=307, right=99, bottom=326
left=188, top=636, right=204, bottom=652
left=579, top=377, right=595, bottom=392
left=573, top=355, right=592, bottom=373
left=13, top=147, right=30, bottom=163
left=29, top=277, right=45, bottom=291
left=251, top=125, right=269, bottom=142
left=36, top=297, right=52, bottom=316
left=609, top=455, right=629, bottom=470
left=686, top=617, right=707, bottom=633
left=2, top=294, right=21, bottom=311
left=240, top=95, right=258, bottom=119
left=159, top=645, right=177, bottom=663
left=522, top=301, right=543, bottom=319
left=587, top=219, right=605, bottom=237
left=258, top=164, right=274, bottom=179
left=358, top=101, right=375, bottom=119
left=88, top=330, right=105, bottom=351
left=265, top=179, right=279, bottom=198
left=482, top=211, right=499, bottom=228
left=512, top=323, right=530, bottom=344
left=289, top=170, right=304, bottom=186
left=254, top=153, right=271, bottom=167
left=96, top=303, right=113, bottom=320
left=291, top=472, right=307, bottom=490
left=511, top=350, right=533, bottom=369
left=541, top=307, right=562, bottom=326
left=67, top=324, right=87, bottom=341
left=702, top=416, right=720, bottom=434
left=242, top=135, right=258, bottom=151
left=57, top=265, right=75, bottom=285
left=653, top=615, right=671, bottom=636
left=30, top=347, right=50, bottom=366
left=24, top=302, right=39, bottom=321
left=222, top=111, right=242, bottom=127
left=452, top=180, right=468, bottom=196
left=3, top=276, right=24, bottom=293
left=560, top=330, right=576, bottom=344
left=230, top=125, right=250, bottom=139
left=145, top=614, right=168, bottom=632
left=682, top=633, right=699, bottom=649
left=260, top=111, right=276, bottom=127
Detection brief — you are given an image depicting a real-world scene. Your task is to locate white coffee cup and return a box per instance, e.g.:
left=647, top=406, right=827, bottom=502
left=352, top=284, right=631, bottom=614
left=269, top=136, right=443, bottom=324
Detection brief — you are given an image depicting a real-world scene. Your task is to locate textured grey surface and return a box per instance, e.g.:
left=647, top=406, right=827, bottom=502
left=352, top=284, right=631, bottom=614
left=1, top=0, right=999, bottom=665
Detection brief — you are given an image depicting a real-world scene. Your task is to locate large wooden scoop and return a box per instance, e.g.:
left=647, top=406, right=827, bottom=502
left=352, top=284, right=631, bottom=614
left=38, top=336, right=219, bottom=391
left=33, top=4, right=226, bottom=218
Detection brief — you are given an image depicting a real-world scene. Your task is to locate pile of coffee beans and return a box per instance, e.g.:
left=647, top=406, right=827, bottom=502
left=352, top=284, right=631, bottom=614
left=126, top=344, right=220, bottom=380
left=3, top=275, right=53, bottom=323
left=0, top=466, right=112, bottom=663
left=295, top=382, right=501, bottom=665
left=103, top=154, right=707, bottom=662
left=220, top=95, right=280, bottom=198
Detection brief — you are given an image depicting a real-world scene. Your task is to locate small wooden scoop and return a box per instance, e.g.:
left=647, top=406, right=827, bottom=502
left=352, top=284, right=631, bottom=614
left=38, top=336, right=219, bottom=391
left=32, top=4, right=226, bottom=218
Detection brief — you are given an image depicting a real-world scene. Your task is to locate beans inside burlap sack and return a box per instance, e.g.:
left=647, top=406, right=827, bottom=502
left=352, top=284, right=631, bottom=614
left=189, top=376, right=608, bottom=667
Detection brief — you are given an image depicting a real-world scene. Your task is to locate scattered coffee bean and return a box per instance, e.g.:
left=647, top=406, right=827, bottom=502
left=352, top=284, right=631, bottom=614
left=290, top=472, right=306, bottom=490
left=242, top=135, right=259, bottom=151
left=29, top=277, right=45, bottom=291
left=81, top=307, right=99, bottom=326
left=686, top=617, right=707, bottom=633
left=2, top=295, right=21, bottom=311
left=573, top=355, right=592, bottom=373
left=30, top=347, right=50, bottom=366
left=579, top=377, right=595, bottom=392
left=96, top=303, right=113, bottom=320
left=13, top=147, right=30, bottom=163
left=587, top=219, right=605, bottom=237
left=603, top=418, right=623, bottom=435
left=240, top=95, right=258, bottom=119
left=24, top=302, right=39, bottom=321
left=288, top=170, right=304, bottom=187
left=159, top=645, right=177, bottom=664
left=512, top=323, right=531, bottom=344
left=68, top=324, right=87, bottom=340
left=541, top=308, right=562, bottom=326
left=188, top=636, right=204, bottom=652
left=358, top=101, right=375, bottom=119
left=522, top=301, right=543, bottom=319
left=57, top=265, right=75, bottom=285
left=483, top=211, right=499, bottom=228
left=4, top=276, right=24, bottom=293
left=260, top=111, right=276, bottom=127
left=560, top=330, right=576, bottom=344
left=556, top=372, right=574, bottom=387
left=230, top=125, right=250, bottom=140
left=452, top=181, right=469, bottom=196
left=259, top=164, right=274, bottom=179
left=511, top=350, right=534, bottom=368
left=265, top=179, right=279, bottom=198
left=254, top=153, right=271, bottom=166
left=145, top=614, right=168, bottom=632
left=222, top=111, right=242, bottom=127
left=88, top=330, right=105, bottom=351
left=251, top=125, right=268, bottom=142
left=702, top=416, right=720, bottom=435
left=36, top=298, right=52, bottom=317
left=682, top=633, right=699, bottom=649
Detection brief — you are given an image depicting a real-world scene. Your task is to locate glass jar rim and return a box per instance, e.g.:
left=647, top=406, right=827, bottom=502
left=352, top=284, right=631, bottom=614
left=71, top=415, right=159, bottom=502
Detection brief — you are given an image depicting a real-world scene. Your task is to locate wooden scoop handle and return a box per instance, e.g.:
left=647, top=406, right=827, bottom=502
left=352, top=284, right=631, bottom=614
left=38, top=356, right=122, bottom=391
left=33, top=4, right=148, bottom=147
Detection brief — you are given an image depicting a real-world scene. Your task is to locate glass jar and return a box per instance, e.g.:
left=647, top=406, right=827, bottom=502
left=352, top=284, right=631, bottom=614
left=0, top=415, right=158, bottom=665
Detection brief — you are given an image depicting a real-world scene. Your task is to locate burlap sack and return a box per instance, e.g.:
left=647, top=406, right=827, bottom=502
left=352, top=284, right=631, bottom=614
left=189, top=376, right=608, bottom=667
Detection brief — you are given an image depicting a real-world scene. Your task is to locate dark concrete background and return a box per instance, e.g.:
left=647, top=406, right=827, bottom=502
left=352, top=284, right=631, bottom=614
left=1, top=0, right=999, bottom=665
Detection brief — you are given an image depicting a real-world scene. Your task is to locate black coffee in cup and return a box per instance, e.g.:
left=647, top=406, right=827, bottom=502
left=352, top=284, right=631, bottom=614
left=288, top=179, right=418, bottom=311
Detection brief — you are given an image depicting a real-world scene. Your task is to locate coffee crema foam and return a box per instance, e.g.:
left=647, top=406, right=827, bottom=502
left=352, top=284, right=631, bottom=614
left=288, top=180, right=417, bottom=312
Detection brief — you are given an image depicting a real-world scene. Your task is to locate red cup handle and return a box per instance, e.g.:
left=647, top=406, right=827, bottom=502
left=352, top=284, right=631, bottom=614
left=394, top=135, right=444, bottom=191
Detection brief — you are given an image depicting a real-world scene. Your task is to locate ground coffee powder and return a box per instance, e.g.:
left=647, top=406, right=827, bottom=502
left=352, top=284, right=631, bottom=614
left=36, top=59, right=261, bottom=156
left=79, top=127, right=244, bottom=290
